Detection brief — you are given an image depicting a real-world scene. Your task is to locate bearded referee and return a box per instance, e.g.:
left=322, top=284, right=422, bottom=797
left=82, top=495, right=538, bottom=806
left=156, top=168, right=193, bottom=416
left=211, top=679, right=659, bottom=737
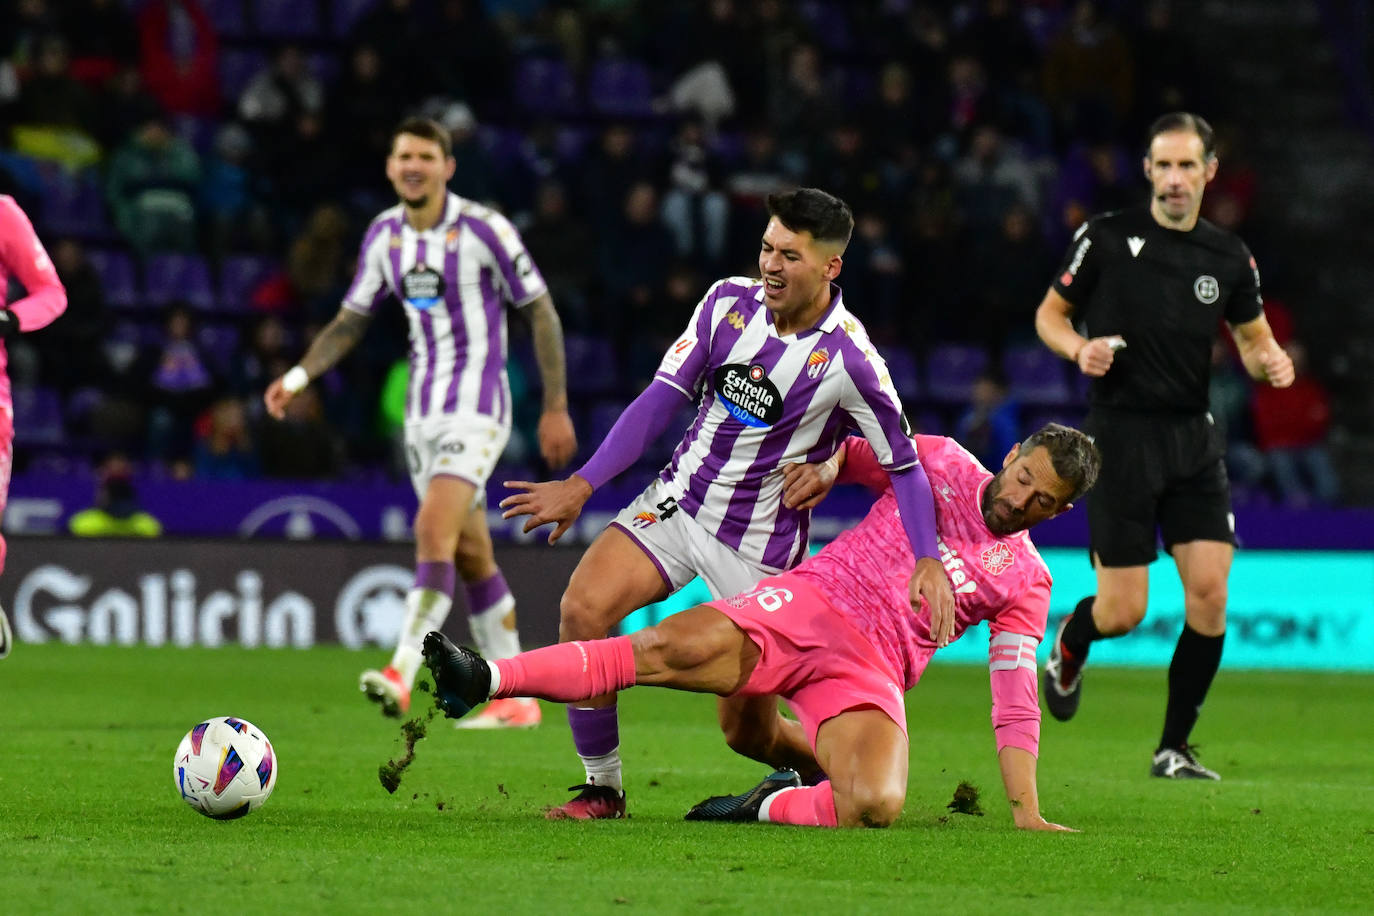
left=1033, top=112, right=1295, bottom=780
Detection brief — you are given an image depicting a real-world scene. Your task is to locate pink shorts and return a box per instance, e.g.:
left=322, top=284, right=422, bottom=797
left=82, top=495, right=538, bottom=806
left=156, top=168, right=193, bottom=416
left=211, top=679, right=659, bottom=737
left=708, top=572, right=907, bottom=748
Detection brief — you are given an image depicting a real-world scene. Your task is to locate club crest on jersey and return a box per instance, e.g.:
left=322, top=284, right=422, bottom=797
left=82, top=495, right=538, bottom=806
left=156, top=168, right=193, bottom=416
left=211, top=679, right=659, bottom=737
left=402, top=265, right=445, bottom=310
left=981, top=542, right=1015, bottom=575
left=631, top=511, right=658, bottom=528
left=806, top=347, right=831, bottom=379
left=714, top=363, right=784, bottom=428
left=1194, top=275, right=1219, bottom=304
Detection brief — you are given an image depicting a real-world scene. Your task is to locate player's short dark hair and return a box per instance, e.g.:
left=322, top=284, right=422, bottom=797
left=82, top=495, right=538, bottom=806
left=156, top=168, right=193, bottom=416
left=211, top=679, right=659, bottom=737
left=765, top=187, right=854, bottom=248
left=392, top=116, right=452, bottom=159
left=1019, top=422, right=1101, bottom=505
left=1146, top=112, right=1216, bottom=160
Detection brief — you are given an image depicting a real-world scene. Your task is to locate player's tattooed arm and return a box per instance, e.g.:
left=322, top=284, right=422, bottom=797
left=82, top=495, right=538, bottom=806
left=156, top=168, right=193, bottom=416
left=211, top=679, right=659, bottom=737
left=526, top=292, right=569, bottom=412
left=298, top=307, right=372, bottom=378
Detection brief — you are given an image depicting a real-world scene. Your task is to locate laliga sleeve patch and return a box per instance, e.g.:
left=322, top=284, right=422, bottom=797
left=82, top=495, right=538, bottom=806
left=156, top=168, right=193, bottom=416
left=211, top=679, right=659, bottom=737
left=660, top=335, right=697, bottom=373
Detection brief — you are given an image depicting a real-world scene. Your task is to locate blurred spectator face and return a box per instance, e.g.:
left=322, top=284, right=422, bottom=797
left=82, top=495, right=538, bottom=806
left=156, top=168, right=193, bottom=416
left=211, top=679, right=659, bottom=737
left=788, top=44, right=821, bottom=86
left=252, top=316, right=286, bottom=356
left=1145, top=130, right=1216, bottom=223
left=306, top=203, right=348, bottom=239
left=275, top=46, right=306, bottom=81
left=386, top=132, right=454, bottom=209
left=948, top=55, right=984, bottom=93
left=1089, top=144, right=1121, bottom=183
left=36, top=36, right=69, bottom=76
left=351, top=46, right=381, bottom=82
left=536, top=182, right=567, bottom=220
left=52, top=239, right=83, bottom=275
left=1001, top=205, right=1032, bottom=242
left=970, top=124, right=1002, bottom=161
left=709, top=0, right=734, bottom=22
left=167, top=307, right=193, bottom=341
left=624, top=182, right=658, bottom=224
left=829, top=123, right=862, bottom=157
left=210, top=398, right=249, bottom=441
left=602, top=125, right=633, bottom=159
left=136, top=119, right=173, bottom=149
left=744, top=128, right=777, bottom=163
left=879, top=63, right=910, bottom=106
left=1207, top=192, right=1243, bottom=230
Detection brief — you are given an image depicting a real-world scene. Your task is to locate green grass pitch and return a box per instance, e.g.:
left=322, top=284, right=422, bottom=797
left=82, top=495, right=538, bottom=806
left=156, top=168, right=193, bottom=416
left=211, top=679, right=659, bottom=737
left=2, top=644, right=1371, bottom=914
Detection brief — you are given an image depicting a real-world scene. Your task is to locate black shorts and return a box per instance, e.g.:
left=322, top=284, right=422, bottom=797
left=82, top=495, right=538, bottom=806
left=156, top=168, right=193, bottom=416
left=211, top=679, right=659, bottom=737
left=1083, top=409, right=1236, bottom=567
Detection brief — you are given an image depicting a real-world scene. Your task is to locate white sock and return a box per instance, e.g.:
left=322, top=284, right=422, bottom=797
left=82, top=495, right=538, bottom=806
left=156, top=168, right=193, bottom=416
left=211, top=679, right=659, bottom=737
left=580, top=750, right=623, bottom=793
left=390, top=587, right=452, bottom=685
left=469, top=594, right=521, bottom=660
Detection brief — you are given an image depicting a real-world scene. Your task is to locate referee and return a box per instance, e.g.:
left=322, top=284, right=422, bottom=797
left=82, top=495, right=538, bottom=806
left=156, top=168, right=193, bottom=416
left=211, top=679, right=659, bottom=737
left=1033, top=112, right=1294, bottom=780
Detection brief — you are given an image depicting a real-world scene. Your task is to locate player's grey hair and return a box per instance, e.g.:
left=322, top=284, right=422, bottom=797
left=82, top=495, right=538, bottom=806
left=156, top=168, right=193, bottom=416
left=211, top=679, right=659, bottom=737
left=1019, top=423, right=1101, bottom=505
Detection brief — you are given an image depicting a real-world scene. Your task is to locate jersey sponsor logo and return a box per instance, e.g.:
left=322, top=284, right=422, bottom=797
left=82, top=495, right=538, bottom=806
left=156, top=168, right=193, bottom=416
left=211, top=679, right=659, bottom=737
left=726, top=310, right=746, bottom=330
left=980, top=542, right=1015, bottom=575
left=661, top=335, right=697, bottom=373
left=714, top=363, right=783, bottom=428
left=1064, top=236, right=1092, bottom=283
left=402, top=265, right=445, bottom=310
left=1127, top=236, right=1145, bottom=257
left=1194, top=274, right=1219, bottom=303
left=806, top=347, right=831, bottom=379
left=938, top=539, right=979, bottom=595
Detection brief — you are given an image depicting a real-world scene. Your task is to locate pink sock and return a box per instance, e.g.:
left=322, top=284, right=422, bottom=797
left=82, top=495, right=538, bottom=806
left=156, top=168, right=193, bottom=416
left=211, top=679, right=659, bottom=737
left=491, top=636, right=636, bottom=702
left=761, top=782, right=838, bottom=827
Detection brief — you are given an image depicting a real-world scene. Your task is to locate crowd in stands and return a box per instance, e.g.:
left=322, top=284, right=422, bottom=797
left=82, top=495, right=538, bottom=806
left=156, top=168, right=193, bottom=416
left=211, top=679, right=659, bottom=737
left=0, top=0, right=1340, bottom=507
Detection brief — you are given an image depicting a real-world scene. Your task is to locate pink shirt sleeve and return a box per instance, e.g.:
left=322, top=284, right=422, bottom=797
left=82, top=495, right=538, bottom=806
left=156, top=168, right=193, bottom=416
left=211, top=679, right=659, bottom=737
left=0, top=197, right=67, bottom=331
left=986, top=577, right=1051, bottom=756
left=834, top=436, right=890, bottom=494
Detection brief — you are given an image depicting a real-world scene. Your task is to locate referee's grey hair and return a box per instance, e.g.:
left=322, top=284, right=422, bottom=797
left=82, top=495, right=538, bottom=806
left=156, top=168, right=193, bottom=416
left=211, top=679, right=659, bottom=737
left=1019, top=423, right=1101, bottom=505
left=1147, top=112, right=1216, bottom=160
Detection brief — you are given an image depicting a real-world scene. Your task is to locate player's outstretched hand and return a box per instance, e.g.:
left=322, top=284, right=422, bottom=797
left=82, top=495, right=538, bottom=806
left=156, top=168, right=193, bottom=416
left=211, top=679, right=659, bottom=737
left=910, top=556, right=956, bottom=647
left=499, top=475, right=594, bottom=544
left=781, top=456, right=839, bottom=510
left=263, top=377, right=293, bottom=420
left=1259, top=342, right=1296, bottom=389
left=1075, top=336, right=1124, bottom=377
left=538, top=408, right=578, bottom=470
left=1015, top=814, right=1078, bottom=833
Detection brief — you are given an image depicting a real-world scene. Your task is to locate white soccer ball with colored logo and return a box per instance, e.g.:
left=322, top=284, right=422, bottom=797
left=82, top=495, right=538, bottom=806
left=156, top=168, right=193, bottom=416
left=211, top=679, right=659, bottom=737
left=173, top=716, right=278, bottom=819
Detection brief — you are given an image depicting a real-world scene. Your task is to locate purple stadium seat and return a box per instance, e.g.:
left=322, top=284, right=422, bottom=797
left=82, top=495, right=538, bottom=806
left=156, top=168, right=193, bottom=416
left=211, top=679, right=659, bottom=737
left=583, top=400, right=627, bottom=451
left=880, top=344, right=921, bottom=402
left=12, top=386, right=65, bottom=447
left=910, top=408, right=950, bottom=437
left=217, top=254, right=278, bottom=312
left=1003, top=343, right=1072, bottom=406
left=197, top=323, right=242, bottom=375
left=86, top=249, right=142, bottom=311
left=924, top=343, right=989, bottom=404
left=253, top=0, right=321, bottom=39
left=799, top=1, right=855, bottom=53
left=40, top=169, right=112, bottom=241
left=218, top=48, right=268, bottom=104
left=206, top=0, right=249, bottom=38
left=564, top=334, right=619, bottom=396
left=171, top=115, right=218, bottom=156
left=332, top=0, right=378, bottom=36
left=513, top=57, right=580, bottom=117
left=587, top=58, right=655, bottom=117
left=145, top=253, right=216, bottom=311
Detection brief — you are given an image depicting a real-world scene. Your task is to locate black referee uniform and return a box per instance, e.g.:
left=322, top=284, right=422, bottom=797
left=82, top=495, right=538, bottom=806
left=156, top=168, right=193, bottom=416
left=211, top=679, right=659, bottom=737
left=1052, top=205, right=1262, bottom=564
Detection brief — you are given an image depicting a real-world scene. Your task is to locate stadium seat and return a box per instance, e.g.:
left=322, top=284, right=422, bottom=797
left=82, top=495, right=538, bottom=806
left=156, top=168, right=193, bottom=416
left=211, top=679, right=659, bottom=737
left=171, top=115, right=218, bottom=157
left=331, top=0, right=378, bottom=36
left=586, top=58, right=656, bottom=118
left=1003, top=343, right=1073, bottom=406
left=40, top=168, right=113, bottom=241
left=564, top=334, right=619, bottom=397
left=253, top=0, right=321, bottom=39
left=206, top=0, right=250, bottom=38
left=800, top=0, right=855, bottom=53
left=217, top=254, right=279, bottom=313
left=512, top=57, right=580, bottom=117
left=583, top=399, right=628, bottom=448
left=880, top=344, right=922, bottom=403
left=910, top=408, right=949, bottom=437
left=923, top=343, right=989, bottom=405
left=86, top=249, right=142, bottom=311
left=218, top=47, right=269, bottom=104
left=144, top=254, right=216, bottom=311
left=11, top=387, right=65, bottom=447
left=197, top=323, right=242, bottom=375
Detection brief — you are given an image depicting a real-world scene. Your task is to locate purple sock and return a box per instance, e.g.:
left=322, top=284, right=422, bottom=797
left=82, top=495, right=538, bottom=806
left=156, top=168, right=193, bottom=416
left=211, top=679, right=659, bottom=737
left=567, top=705, right=620, bottom=757
left=464, top=569, right=511, bottom=614
left=415, top=561, right=455, bottom=596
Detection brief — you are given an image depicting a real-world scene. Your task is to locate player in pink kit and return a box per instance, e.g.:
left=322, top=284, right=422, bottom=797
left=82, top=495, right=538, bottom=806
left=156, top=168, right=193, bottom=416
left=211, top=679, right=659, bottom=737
left=0, top=196, right=68, bottom=659
left=425, top=423, right=1100, bottom=828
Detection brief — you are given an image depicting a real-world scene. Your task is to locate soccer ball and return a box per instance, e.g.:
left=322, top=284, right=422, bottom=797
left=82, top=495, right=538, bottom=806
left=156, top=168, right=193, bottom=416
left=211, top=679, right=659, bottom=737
left=173, top=716, right=278, bottom=819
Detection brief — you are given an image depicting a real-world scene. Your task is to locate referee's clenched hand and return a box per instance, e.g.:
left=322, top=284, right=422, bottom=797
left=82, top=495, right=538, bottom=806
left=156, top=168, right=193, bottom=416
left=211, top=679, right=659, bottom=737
left=1074, top=336, right=1126, bottom=377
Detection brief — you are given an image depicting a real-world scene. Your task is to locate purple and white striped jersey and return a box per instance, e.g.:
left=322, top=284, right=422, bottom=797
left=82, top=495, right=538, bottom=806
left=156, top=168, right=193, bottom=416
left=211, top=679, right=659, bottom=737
left=342, top=193, right=546, bottom=425
left=654, top=277, right=918, bottom=572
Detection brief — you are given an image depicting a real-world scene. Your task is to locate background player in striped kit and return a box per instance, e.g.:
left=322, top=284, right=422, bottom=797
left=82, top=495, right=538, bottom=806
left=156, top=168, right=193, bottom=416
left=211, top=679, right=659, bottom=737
left=428, top=423, right=1100, bottom=829
left=264, top=118, right=576, bottom=727
left=0, top=196, right=69, bottom=660
left=500, top=188, right=955, bottom=818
